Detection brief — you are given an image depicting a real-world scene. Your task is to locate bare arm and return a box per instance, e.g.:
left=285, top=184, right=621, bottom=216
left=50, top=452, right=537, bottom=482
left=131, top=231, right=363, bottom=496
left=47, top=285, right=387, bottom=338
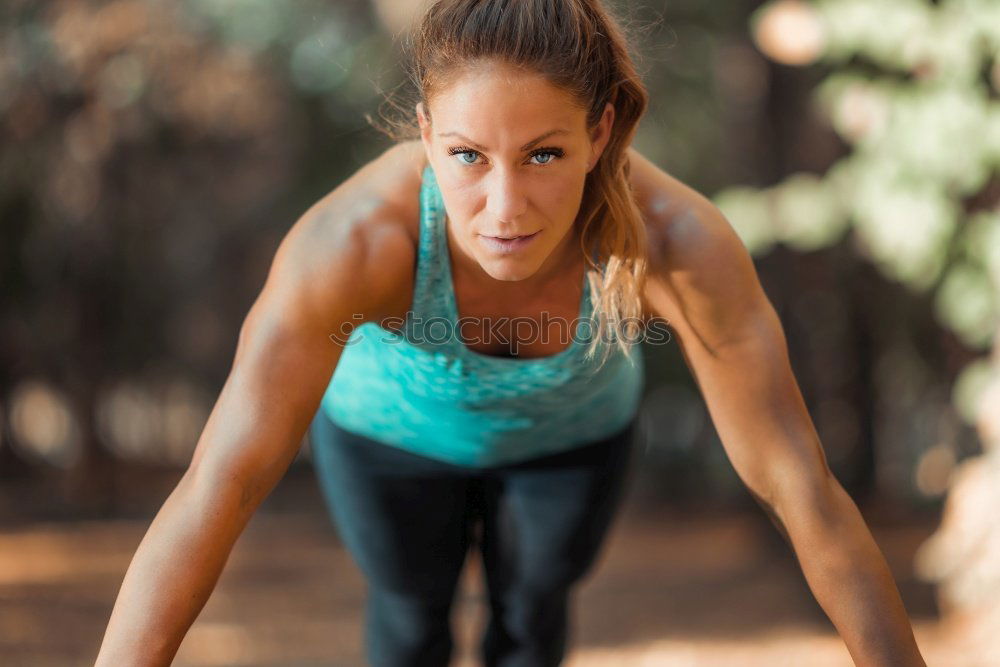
left=629, top=148, right=926, bottom=667
left=94, top=198, right=413, bottom=666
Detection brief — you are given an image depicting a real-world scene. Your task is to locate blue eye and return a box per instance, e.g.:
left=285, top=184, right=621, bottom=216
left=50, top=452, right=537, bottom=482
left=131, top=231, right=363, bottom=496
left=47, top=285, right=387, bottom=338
left=447, top=146, right=563, bottom=166
left=448, top=146, right=479, bottom=166
left=529, top=148, right=564, bottom=165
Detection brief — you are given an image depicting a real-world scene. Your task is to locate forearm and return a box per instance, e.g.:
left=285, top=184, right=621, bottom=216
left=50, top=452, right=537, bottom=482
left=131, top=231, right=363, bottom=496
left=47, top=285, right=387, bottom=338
left=95, top=472, right=252, bottom=666
left=776, top=478, right=926, bottom=667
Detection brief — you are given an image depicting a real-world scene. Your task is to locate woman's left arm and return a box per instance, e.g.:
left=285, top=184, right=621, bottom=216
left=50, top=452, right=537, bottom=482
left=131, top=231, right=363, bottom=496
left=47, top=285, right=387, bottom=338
left=627, top=149, right=927, bottom=667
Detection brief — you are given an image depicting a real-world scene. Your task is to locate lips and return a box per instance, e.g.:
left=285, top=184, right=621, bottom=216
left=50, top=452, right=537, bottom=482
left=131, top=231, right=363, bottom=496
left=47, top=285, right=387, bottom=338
left=477, top=230, right=541, bottom=253
left=484, top=232, right=537, bottom=240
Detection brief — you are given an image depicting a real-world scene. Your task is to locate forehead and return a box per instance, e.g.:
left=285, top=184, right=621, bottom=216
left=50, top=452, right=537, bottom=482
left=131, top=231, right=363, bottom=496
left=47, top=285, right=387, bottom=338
left=427, top=62, right=589, bottom=138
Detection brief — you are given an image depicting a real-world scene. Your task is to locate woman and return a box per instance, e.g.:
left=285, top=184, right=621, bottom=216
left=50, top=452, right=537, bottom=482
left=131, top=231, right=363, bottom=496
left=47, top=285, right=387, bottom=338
left=97, top=1, right=927, bottom=665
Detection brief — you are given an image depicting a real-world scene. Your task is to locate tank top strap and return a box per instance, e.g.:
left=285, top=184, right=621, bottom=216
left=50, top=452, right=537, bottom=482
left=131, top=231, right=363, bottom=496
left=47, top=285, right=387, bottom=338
left=408, top=164, right=451, bottom=322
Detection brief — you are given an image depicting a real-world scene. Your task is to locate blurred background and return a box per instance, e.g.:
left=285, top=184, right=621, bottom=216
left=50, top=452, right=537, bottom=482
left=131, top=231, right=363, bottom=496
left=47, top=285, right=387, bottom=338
left=2, top=0, right=999, bottom=664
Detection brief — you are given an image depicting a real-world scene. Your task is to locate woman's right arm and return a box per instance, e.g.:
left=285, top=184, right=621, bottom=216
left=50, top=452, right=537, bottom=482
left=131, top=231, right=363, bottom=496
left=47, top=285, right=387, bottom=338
left=94, top=198, right=414, bottom=666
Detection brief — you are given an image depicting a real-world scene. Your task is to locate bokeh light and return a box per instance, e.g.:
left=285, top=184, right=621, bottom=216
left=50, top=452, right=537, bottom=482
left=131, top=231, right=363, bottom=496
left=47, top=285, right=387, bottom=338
left=8, top=380, right=81, bottom=469
left=915, top=442, right=957, bottom=497
left=752, top=0, right=826, bottom=66
left=96, top=376, right=211, bottom=466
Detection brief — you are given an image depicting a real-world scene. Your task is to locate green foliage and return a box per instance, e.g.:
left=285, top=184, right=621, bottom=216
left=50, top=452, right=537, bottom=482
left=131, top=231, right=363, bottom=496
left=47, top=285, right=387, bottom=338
left=719, top=0, right=1000, bottom=369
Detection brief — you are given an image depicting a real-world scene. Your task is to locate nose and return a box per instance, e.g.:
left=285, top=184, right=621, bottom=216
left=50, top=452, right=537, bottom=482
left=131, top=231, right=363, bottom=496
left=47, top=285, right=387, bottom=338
left=484, top=168, right=528, bottom=223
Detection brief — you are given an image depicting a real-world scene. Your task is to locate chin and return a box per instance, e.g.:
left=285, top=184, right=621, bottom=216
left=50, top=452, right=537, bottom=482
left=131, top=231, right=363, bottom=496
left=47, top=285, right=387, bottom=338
left=477, top=255, right=540, bottom=282
left=480, top=264, right=533, bottom=282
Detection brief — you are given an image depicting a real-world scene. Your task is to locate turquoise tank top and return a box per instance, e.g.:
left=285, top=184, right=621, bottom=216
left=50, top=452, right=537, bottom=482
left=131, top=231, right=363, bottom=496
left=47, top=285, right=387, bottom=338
left=319, top=164, right=644, bottom=467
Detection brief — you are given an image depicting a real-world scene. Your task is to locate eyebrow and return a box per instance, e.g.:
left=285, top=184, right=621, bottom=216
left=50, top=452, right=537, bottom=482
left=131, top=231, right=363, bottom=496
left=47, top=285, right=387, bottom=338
left=437, top=129, right=570, bottom=152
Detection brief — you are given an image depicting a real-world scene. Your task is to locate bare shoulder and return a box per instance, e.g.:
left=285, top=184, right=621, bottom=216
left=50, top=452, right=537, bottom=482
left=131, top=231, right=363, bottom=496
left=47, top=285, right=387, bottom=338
left=263, top=141, right=428, bottom=328
left=627, top=147, right=768, bottom=349
left=300, top=139, right=427, bottom=247
left=626, top=148, right=736, bottom=268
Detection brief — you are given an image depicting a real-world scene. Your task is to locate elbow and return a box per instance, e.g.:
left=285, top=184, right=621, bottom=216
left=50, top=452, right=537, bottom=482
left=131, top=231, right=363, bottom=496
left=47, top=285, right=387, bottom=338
left=772, top=468, right=858, bottom=544
left=171, top=462, right=248, bottom=533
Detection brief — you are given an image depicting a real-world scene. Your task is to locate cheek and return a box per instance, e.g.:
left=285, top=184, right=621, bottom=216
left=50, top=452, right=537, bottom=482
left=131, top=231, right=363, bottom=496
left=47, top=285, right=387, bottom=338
left=436, top=177, right=480, bottom=215
left=534, top=177, right=585, bottom=221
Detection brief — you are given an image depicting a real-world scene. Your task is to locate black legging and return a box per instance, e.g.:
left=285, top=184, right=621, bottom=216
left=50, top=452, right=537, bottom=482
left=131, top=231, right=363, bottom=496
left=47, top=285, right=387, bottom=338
left=308, top=409, right=639, bottom=667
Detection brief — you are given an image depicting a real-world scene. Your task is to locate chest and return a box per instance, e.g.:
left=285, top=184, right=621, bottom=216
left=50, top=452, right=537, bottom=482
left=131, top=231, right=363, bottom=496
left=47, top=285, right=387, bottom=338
left=451, top=277, right=586, bottom=359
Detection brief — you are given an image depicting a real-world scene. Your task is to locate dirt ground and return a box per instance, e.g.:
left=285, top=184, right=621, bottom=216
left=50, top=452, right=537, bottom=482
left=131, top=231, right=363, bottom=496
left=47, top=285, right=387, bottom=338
left=0, top=469, right=992, bottom=666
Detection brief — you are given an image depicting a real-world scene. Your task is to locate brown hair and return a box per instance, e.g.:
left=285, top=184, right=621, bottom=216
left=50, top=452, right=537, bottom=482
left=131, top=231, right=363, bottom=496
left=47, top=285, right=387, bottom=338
left=373, top=0, right=650, bottom=366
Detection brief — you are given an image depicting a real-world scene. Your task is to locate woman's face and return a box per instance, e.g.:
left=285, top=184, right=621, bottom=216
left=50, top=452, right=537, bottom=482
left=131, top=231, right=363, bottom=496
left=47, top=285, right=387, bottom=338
left=418, top=61, right=614, bottom=284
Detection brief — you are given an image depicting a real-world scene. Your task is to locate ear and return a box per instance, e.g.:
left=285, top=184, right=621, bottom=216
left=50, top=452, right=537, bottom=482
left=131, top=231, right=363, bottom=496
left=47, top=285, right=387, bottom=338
left=587, top=102, right=615, bottom=172
left=416, top=101, right=432, bottom=150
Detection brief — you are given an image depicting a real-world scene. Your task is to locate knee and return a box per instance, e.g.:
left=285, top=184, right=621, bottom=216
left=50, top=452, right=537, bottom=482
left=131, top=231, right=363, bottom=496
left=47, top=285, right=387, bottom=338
left=518, top=551, right=596, bottom=593
left=491, top=583, right=570, bottom=652
left=367, top=586, right=455, bottom=666
left=490, top=559, right=584, bottom=636
left=369, top=584, right=454, bottom=628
